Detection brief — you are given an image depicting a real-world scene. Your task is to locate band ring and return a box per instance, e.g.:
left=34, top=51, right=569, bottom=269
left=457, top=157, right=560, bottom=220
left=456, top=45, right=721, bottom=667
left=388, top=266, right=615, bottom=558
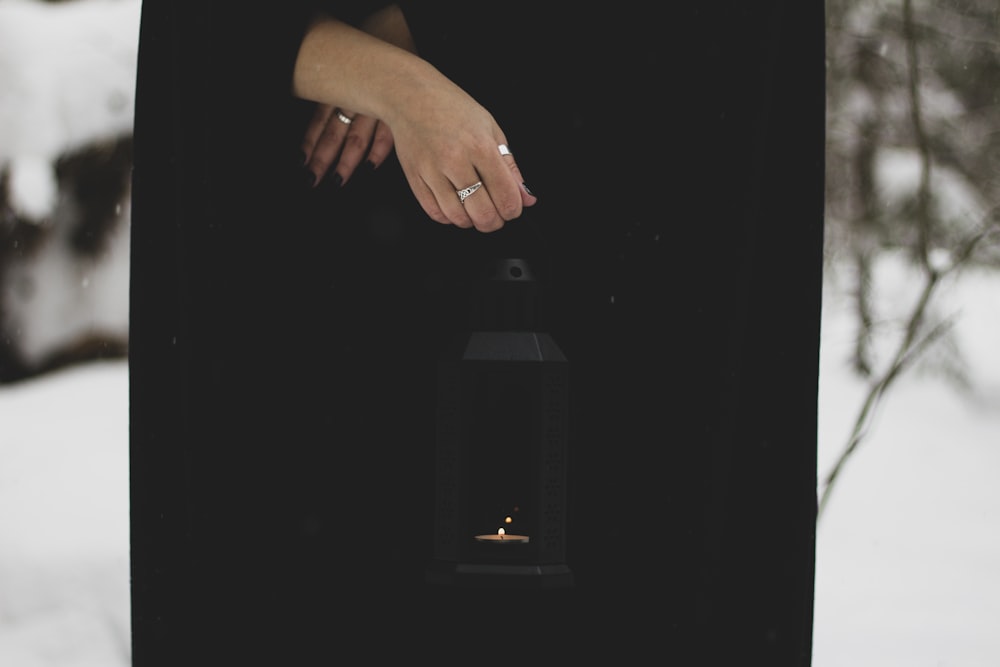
left=336, top=110, right=353, bottom=125
left=456, top=181, right=483, bottom=204
left=498, top=144, right=512, bottom=156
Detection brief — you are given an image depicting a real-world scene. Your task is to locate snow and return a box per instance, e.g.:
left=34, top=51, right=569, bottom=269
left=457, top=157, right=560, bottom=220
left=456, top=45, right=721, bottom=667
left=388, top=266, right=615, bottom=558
left=813, top=260, right=1000, bottom=667
left=0, top=361, right=130, bottom=667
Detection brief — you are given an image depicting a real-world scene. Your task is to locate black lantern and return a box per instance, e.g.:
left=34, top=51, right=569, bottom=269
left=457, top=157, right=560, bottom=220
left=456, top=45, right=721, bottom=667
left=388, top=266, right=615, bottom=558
left=426, top=257, right=572, bottom=588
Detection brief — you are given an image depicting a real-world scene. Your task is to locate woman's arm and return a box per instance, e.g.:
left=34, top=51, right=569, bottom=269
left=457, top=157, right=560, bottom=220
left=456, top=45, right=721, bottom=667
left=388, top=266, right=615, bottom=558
left=292, top=10, right=535, bottom=232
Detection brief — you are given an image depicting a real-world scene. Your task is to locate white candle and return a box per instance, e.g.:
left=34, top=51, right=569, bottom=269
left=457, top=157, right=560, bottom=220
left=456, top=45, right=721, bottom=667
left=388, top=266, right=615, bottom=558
left=474, top=527, right=530, bottom=544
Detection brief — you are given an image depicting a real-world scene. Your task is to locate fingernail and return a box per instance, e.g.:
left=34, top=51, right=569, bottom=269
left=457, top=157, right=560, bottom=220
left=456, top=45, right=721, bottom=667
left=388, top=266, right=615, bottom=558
left=303, top=168, right=316, bottom=188
left=522, top=182, right=534, bottom=197
left=328, top=172, right=343, bottom=189
left=363, top=160, right=377, bottom=172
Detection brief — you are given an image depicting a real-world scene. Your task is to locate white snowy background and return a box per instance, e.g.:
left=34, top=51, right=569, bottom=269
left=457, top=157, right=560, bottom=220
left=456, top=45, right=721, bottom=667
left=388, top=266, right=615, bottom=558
left=1, top=0, right=999, bottom=665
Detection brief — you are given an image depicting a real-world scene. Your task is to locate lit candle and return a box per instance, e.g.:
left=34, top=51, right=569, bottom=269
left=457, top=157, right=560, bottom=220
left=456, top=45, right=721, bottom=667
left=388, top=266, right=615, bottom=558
left=474, top=527, right=530, bottom=544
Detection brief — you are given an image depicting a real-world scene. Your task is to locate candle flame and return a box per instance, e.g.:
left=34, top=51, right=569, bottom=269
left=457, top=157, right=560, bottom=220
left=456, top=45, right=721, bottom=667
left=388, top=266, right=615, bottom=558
left=504, top=516, right=513, bottom=525
left=498, top=527, right=506, bottom=537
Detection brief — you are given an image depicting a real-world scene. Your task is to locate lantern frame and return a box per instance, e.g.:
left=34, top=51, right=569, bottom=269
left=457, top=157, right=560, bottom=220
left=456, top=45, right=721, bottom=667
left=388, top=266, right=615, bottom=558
left=426, top=258, right=573, bottom=588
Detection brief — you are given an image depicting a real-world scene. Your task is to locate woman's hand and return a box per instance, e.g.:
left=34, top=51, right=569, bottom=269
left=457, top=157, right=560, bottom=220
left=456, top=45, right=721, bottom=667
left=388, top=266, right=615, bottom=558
left=388, top=99, right=537, bottom=232
left=301, top=103, right=394, bottom=188
left=294, top=7, right=537, bottom=232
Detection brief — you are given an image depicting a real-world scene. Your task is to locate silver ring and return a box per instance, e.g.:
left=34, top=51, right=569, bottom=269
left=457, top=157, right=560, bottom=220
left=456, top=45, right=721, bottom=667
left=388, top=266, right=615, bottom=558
left=456, top=181, right=483, bottom=204
left=336, top=111, right=353, bottom=125
left=498, top=144, right=512, bottom=156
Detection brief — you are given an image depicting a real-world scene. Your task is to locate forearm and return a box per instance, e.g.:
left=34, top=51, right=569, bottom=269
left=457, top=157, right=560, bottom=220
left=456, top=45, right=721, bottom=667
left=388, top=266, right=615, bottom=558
left=291, top=13, right=436, bottom=127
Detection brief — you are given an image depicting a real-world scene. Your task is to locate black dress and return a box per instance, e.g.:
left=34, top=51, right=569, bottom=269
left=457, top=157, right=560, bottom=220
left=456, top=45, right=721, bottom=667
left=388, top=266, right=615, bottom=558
left=129, top=2, right=825, bottom=664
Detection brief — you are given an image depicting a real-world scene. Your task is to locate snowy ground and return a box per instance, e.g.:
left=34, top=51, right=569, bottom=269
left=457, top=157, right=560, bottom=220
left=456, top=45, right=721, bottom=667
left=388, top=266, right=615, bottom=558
left=1, top=254, right=999, bottom=666
left=813, top=257, right=1000, bottom=667
left=0, top=361, right=130, bottom=667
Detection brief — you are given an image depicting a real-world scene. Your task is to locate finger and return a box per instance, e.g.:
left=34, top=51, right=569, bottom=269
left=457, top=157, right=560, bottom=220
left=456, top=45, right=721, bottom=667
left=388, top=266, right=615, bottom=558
left=415, top=175, right=466, bottom=227
left=365, top=122, right=396, bottom=170
left=483, top=143, right=538, bottom=221
left=468, top=162, right=520, bottom=227
left=498, top=144, right=538, bottom=209
left=302, top=104, right=335, bottom=162
left=308, top=121, right=345, bottom=183
left=429, top=173, right=484, bottom=228
left=394, top=161, right=458, bottom=226
left=454, top=178, right=504, bottom=232
left=307, top=112, right=351, bottom=185
left=395, top=154, right=454, bottom=226
left=334, top=115, right=377, bottom=186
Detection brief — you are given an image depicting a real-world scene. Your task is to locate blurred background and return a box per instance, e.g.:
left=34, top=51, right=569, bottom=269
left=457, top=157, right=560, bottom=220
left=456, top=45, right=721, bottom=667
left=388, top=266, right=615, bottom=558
left=1, top=0, right=998, bottom=665
left=0, top=0, right=134, bottom=382
left=2, top=0, right=996, bottom=427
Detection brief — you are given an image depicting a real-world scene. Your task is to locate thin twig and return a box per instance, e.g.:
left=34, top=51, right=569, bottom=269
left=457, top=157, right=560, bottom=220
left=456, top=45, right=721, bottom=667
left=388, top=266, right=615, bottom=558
left=821, top=0, right=945, bottom=519
left=819, top=221, right=998, bottom=519
left=818, top=272, right=951, bottom=518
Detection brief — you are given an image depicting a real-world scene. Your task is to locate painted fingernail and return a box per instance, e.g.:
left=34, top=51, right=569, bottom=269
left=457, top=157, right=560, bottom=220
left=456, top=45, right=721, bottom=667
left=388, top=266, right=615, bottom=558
left=363, top=160, right=377, bottom=172
left=522, top=182, right=534, bottom=196
left=303, top=168, right=316, bottom=188
left=328, top=172, right=343, bottom=189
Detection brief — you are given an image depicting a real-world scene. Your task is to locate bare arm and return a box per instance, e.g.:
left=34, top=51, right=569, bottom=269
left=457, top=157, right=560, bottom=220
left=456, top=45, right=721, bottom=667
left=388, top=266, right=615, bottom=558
left=292, top=12, right=427, bottom=124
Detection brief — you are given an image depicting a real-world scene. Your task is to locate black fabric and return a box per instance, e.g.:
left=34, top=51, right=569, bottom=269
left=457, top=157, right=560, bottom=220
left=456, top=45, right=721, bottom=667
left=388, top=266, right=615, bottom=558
left=130, top=2, right=824, bottom=664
